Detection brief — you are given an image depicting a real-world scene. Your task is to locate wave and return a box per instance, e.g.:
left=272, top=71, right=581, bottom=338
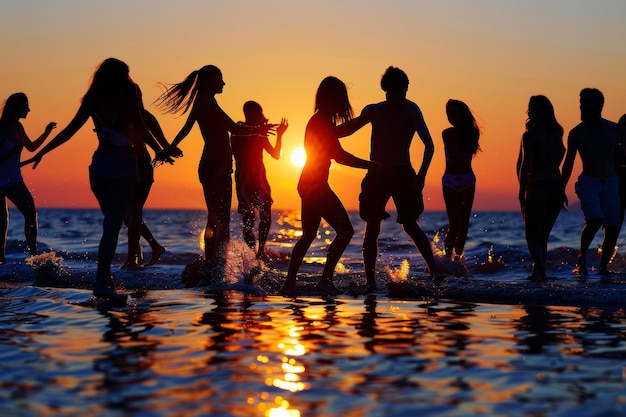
left=2, top=240, right=626, bottom=309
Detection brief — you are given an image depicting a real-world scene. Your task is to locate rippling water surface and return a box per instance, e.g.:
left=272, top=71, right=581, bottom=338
left=0, top=209, right=625, bottom=416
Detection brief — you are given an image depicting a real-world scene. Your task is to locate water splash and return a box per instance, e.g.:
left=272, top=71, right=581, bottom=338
left=223, top=240, right=267, bottom=285
left=25, top=251, right=70, bottom=282
left=385, top=259, right=410, bottom=283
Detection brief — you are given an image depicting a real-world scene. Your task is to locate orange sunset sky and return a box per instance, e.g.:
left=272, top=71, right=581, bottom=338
left=2, top=1, right=625, bottom=211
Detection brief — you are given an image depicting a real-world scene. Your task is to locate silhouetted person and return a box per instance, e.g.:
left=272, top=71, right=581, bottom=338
left=279, top=76, right=379, bottom=296
left=615, top=114, right=626, bottom=232
left=338, top=66, right=445, bottom=291
left=442, top=99, right=481, bottom=260
left=122, top=108, right=178, bottom=270
left=155, top=65, right=274, bottom=266
left=231, top=101, right=288, bottom=262
left=561, top=88, right=620, bottom=275
left=22, top=58, right=171, bottom=305
left=0, top=93, right=56, bottom=263
left=517, top=95, right=565, bottom=282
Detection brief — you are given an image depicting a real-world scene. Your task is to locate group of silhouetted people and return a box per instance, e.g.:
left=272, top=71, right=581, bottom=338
left=1, top=57, right=624, bottom=304
left=518, top=88, right=625, bottom=282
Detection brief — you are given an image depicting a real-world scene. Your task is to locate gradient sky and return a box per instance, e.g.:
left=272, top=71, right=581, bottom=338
left=2, top=0, right=625, bottom=211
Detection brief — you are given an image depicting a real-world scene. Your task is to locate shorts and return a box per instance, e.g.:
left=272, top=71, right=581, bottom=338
left=236, top=176, right=272, bottom=213
left=574, top=174, right=620, bottom=227
left=359, top=165, right=424, bottom=224
left=89, top=148, right=138, bottom=187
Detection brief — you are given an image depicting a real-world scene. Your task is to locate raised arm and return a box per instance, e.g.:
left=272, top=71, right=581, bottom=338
left=21, top=103, right=90, bottom=168
left=265, top=118, right=287, bottom=160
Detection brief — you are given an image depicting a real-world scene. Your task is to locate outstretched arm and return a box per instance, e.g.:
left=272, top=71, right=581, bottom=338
left=336, top=113, right=369, bottom=138
left=21, top=104, right=90, bottom=168
left=167, top=106, right=197, bottom=151
left=23, top=122, right=57, bottom=152
left=334, top=148, right=379, bottom=171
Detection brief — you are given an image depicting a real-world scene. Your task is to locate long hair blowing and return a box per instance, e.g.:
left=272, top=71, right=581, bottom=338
left=155, top=65, right=221, bottom=115
left=447, top=99, right=480, bottom=154
left=315, top=76, right=353, bottom=125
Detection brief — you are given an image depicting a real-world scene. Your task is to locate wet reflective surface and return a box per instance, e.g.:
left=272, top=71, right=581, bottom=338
left=1, top=288, right=624, bottom=416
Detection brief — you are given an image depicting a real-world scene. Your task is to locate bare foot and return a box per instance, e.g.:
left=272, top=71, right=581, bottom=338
left=93, top=281, right=127, bottom=306
left=315, top=280, right=341, bottom=296
left=279, top=284, right=299, bottom=297
left=120, top=261, right=141, bottom=271
left=144, top=244, right=165, bottom=266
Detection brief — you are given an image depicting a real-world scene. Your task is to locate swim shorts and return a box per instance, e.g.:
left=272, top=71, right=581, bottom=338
left=574, top=174, right=620, bottom=227
left=359, top=165, right=424, bottom=224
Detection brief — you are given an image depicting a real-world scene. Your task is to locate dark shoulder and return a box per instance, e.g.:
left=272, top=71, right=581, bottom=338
left=442, top=127, right=455, bottom=137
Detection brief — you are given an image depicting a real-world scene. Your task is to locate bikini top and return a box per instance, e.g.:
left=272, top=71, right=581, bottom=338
left=91, top=108, right=134, bottom=147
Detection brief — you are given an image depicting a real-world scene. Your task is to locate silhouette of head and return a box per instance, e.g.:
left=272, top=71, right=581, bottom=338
left=1, top=92, right=29, bottom=122
left=446, top=99, right=481, bottom=154
left=315, top=76, right=353, bottom=124
left=91, top=58, right=131, bottom=89
left=243, top=101, right=265, bottom=125
left=381, top=67, right=409, bottom=99
left=527, top=95, right=560, bottom=131
left=446, top=99, right=473, bottom=128
left=579, top=88, right=604, bottom=123
left=197, top=65, right=224, bottom=95
left=84, top=58, right=134, bottom=103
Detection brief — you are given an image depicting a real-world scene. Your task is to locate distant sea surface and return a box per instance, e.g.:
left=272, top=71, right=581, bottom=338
left=0, top=208, right=625, bottom=416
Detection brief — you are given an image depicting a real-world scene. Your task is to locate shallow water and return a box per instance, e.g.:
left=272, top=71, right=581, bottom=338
left=0, top=208, right=625, bottom=416
left=0, top=288, right=625, bottom=416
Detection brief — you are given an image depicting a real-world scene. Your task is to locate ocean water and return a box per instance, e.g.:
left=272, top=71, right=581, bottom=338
left=0, top=208, right=625, bottom=416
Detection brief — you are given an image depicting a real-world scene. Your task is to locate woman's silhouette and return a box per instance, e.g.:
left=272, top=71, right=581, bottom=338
left=441, top=99, right=480, bottom=260
left=517, top=95, right=565, bottom=282
left=155, top=65, right=273, bottom=265
left=279, top=76, right=378, bottom=296
left=22, top=58, right=170, bottom=304
left=0, top=93, right=56, bottom=263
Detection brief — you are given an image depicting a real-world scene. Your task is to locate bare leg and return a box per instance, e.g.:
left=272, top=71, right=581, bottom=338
left=6, top=182, right=38, bottom=256
left=316, top=201, right=354, bottom=295
left=575, top=218, right=602, bottom=275
left=403, top=220, right=444, bottom=282
left=91, top=177, right=133, bottom=302
left=600, top=225, right=619, bottom=273
left=141, top=221, right=165, bottom=266
left=241, top=209, right=256, bottom=250
left=202, top=175, right=232, bottom=260
left=257, top=203, right=272, bottom=261
left=280, top=213, right=320, bottom=296
left=363, top=221, right=381, bottom=290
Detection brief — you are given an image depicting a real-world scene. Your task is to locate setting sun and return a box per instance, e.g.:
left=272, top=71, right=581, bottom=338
left=290, top=147, right=306, bottom=168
